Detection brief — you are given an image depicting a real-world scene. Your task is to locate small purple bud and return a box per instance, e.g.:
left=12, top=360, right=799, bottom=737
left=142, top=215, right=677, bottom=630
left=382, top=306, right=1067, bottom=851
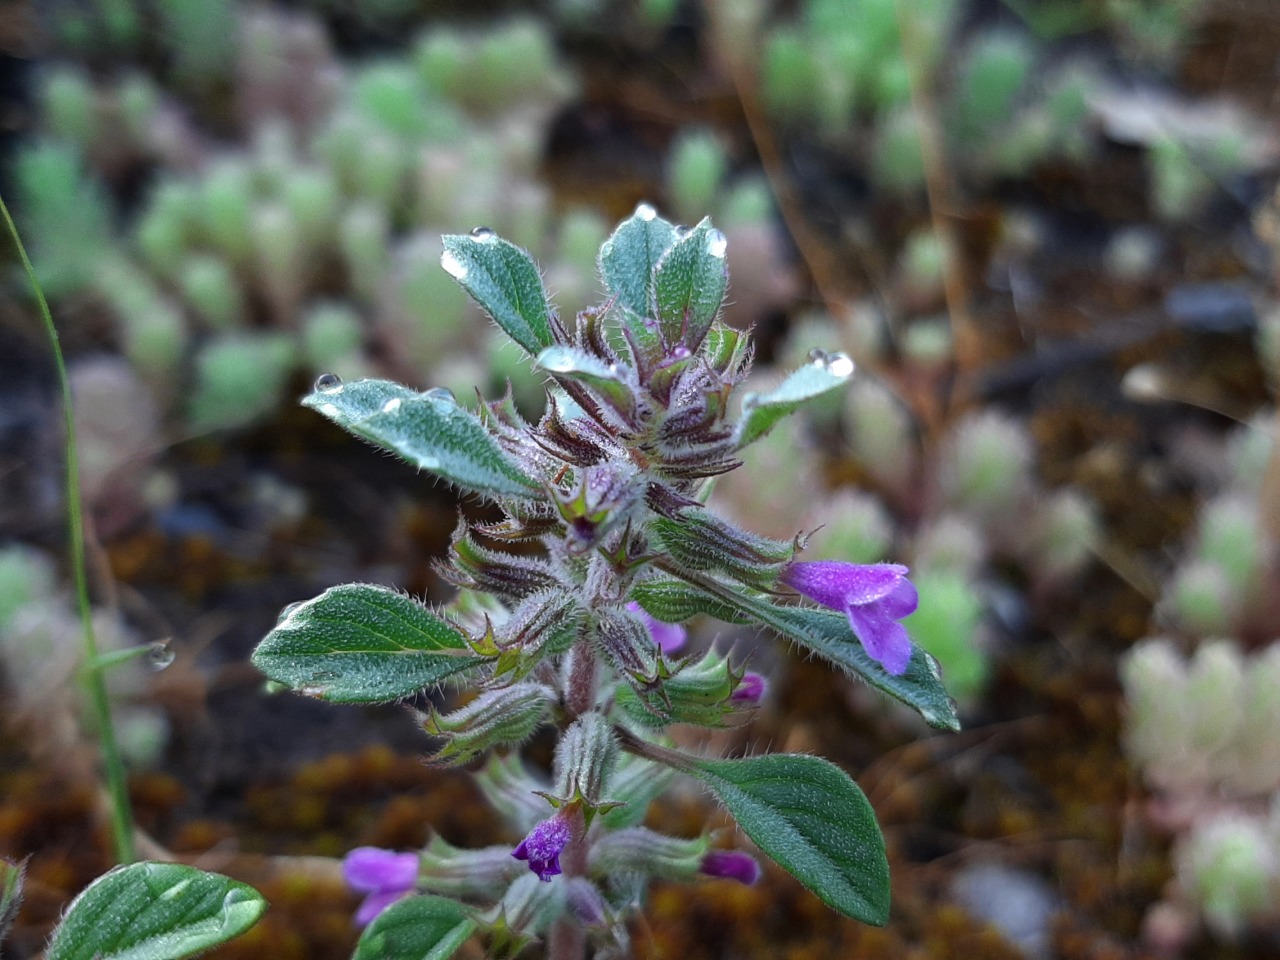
left=513, top=812, right=573, bottom=882
left=626, top=601, right=687, bottom=654
left=699, top=850, right=760, bottom=885
left=781, top=561, right=918, bottom=675
left=343, top=847, right=418, bottom=925
left=730, top=672, right=767, bottom=704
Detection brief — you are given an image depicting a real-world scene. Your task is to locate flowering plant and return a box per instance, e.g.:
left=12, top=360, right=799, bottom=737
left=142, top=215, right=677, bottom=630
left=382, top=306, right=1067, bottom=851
left=251, top=206, right=959, bottom=958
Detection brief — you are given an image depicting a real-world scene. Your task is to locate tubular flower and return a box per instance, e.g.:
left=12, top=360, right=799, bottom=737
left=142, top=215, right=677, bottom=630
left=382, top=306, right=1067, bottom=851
left=513, top=812, right=574, bottom=882
left=730, top=671, right=767, bottom=704
left=699, top=850, right=761, bottom=885
left=781, top=561, right=918, bottom=675
left=343, top=846, right=419, bottom=926
left=626, top=600, right=687, bottom=654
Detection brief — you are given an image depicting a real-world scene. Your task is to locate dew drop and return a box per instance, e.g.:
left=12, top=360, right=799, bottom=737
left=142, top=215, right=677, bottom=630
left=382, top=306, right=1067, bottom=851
left=707, top=229, right=727, bottom=258
left=826, top=351, right=856, bottom=378
left=277, top=601, right=303, bottom=623
left=424, top=386, right=456, bottom=403
left=469, top=225, right=495, bottom=241
left=441, top=250, right=468, bottom=280
left=674, top=224, right=689, bottom=238
left=807, top=348, right=829, bottom=366
left=634, top=202, right=657, bottom=222
left=314, top=372, right=343, bottom=393
left=147, top=641, right=175, bottom=671
left=381, top=397, right=402, bottom=413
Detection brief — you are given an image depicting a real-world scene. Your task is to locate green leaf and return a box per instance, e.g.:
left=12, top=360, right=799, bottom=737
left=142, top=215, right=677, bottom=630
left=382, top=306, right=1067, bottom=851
left=304, top=379, right=540, bottom=499
left=631, top=575, right=960, bottom=732
left=353, top=895, right=477, bottom=960
left=535, top=346, right=635, bottom=419
left=45, top=862, right=266, bottom=960
left=598, top=205, right=676, bottom=361
left=652, top=218, right=728, bottom=349
left=252, top=583, right=483, bottom=703
left=734, top=359, right=854, bottom=449
left=0, top=858, right=25, bottom=947
left=440, top=233, right=553, bottom=356
left=687, top=754, right=890, bottom=925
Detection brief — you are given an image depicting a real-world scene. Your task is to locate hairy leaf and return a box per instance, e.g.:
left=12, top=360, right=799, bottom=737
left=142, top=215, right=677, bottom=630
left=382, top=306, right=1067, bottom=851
left=688, top=754, right=889, bottom=924
left=253, top=584, right=483, bottom=702
left=734, top=359, right=854, bottom=449
left=440, top=233, right=554, bottom=356
left=652, top=219, right=728, bottom=350
left=45, top=863, right=266, bottom=960
left=352, top=895, right=477, bottom=960
left=304, top=379, right=540, bottom=499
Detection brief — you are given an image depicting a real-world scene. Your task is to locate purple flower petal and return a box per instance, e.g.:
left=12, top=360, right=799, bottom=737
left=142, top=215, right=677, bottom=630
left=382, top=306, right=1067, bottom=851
left=626, top=601, right=687, bottom=654
left=354, top=889, right=410, bottom=927
left=781, top=562, right=908, bottom=609
left=699, top=850, right=760, bottom=885
left=343, top=847, right=419, bottom=894
left=730, top=672, right=768, bottom=704
left=845, top=603, right=913, bottom=676
left=513, top=814, right=573, bottom=882
left=781, top=561, right=917, bottom=676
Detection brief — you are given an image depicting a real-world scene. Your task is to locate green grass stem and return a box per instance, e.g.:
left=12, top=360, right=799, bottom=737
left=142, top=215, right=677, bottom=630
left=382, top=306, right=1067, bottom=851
left=0, top=193, right=136, bottom=863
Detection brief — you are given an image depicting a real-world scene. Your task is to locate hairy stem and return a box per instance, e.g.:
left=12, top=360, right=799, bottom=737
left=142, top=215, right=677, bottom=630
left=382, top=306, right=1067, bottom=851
left=0, top=194, right=137, bottom=864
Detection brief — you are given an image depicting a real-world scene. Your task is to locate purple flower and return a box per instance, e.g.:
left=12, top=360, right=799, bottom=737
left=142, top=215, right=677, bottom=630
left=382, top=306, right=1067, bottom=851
left=343, top=847, right=418, bottom=926
left=626, top=601, right=686, bottom=654
left=700, top=850, right=760, bottom=885
left=781, top=562, right=918, bottom=676
left=513, top=813, right=573, bottom=882
left=730, top=672, right=767, bottom=705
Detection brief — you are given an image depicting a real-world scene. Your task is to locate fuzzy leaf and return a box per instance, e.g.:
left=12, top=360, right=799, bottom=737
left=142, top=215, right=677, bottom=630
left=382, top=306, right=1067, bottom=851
left=599, top=206, right=676, bottom=362
left=352, top=895, right=477, bottom=960
left=304, top=379, right=540, bottom=499
left=0, top=858, right=25, bottom=947
left=688, top=754, right=889, bottom=925
left=440, top=233, right=554, bottom=356
left=253, top=584, right=483, bottom=703
left=734, top=360, right=854, bottom=449
left=652, top=219, right=728, bottom=350
left=535, top=346, right=635, bottom=419
left=45, top=863, right=266, bottom=960
left=631, top=575, right=960, bottom=732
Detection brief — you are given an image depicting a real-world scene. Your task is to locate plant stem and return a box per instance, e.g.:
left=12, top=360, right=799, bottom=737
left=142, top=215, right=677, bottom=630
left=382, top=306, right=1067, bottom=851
left=0, top=194, right=137, bottom=864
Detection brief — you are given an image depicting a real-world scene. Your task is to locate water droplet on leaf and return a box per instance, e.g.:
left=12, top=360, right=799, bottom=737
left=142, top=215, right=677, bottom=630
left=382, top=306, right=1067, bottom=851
left=469, top=225, right=495, bottom=241
left=807, top=349, right=829, bottom=366
left=278, top=601, right=303, bottom=623
left=674, top=224, right=689, bottom=237
left=826, top=351, right=855, bottom=377
left=707, top=229, right=727, bottom=258
left=424, top=387, right=456, bottom=403
left=147, top=641, right=175, bottom=671
left=634, top=202, right=657, bottom=222
left=314, top=373, right=343, bottom=393
left=441, top=250, right=468, bottom=280
left=381, top=397, right=402, bottom=413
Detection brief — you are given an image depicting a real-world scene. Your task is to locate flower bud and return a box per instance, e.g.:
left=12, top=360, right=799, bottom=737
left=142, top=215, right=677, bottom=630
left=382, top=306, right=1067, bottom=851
left=616, top=649, right=749, bottom=728
left=699, top=850, right=761, bottom=885
left=552, top=712, right=618, bottom=809
left=421, top=683, right=554, bottom=766
left=588, top=828, right=709, bottom=882
left=417, top=835, right=522, bottom=898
